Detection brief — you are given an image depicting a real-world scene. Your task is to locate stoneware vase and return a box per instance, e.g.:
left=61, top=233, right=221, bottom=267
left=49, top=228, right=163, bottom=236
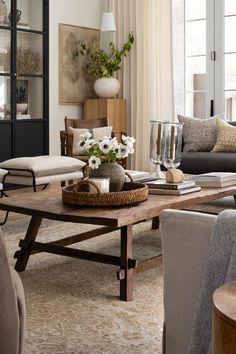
left=94, top=77, right=120, bottom=98
left=16, top=103, right=28, bottom=114
left=90, top=162, right=125, bottom=192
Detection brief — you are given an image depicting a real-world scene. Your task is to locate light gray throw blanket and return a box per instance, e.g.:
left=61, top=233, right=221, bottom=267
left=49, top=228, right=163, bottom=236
left=188, top=209, right=236, bottom=354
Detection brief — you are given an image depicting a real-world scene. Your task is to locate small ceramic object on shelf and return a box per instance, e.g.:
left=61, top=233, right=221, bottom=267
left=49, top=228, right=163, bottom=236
left=8, top=9, right=21, bottom=24
left=16, top=103, right=28, bottom=115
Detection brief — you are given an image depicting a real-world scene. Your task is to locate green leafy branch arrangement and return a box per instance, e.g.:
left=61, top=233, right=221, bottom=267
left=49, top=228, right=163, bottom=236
left=73, top=32, right=134, bottom=79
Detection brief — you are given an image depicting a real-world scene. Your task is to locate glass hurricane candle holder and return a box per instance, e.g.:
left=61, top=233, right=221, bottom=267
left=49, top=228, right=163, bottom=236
left=149, top=120, right=165, bottom=179
left=163, top=122, right=183, bottom=169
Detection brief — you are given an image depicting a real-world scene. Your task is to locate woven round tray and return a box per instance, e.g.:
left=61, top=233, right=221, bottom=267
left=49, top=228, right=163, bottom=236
left=62, top=180, right=148, bottom=207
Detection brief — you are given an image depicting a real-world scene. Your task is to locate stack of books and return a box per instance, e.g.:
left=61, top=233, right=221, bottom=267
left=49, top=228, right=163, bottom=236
left=125, top=170, right=157, bottom=182
left=191, top=172, right=236, bottom=187
left=146, top=180, right=201, bottom=195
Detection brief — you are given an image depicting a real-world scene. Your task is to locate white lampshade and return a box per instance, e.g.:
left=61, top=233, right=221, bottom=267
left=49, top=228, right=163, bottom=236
left=100, top=12, right=116, bottom=32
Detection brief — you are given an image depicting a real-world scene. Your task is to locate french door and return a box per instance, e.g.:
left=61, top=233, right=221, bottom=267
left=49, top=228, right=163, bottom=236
left=172, top=0, right=236, bottom=121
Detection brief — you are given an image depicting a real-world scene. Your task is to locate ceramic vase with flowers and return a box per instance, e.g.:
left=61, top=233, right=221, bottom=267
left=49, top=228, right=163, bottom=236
left=78, top=133, right=135, bottom=192
left=73, top=32, right=134, bottom=98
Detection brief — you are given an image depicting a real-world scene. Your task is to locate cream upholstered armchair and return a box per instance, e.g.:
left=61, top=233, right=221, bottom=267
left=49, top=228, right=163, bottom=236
left=160, top=209, right=216, bottom=354
left=0, top=236, right=26, bottom=354
left=160, top=208, right=236, bottom=354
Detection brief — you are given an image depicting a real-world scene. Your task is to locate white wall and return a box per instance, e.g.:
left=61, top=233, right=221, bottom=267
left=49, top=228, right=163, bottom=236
left=49, top=0, right=107, bottom=154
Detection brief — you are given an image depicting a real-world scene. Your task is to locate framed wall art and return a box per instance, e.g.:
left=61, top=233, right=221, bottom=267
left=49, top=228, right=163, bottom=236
left=59, top=23, right=100, bottom=105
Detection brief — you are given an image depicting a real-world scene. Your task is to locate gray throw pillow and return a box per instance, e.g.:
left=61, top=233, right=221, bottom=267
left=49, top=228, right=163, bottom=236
left=178, top=115, right=219, bottom=152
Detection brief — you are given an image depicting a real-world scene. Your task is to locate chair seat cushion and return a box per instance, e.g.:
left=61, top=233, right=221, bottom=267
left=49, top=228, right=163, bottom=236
left=0, top=156, right=86, bottom=177
left=4, top=171, right=83, bottom=186
left=179, top=151, right=236, bottom=174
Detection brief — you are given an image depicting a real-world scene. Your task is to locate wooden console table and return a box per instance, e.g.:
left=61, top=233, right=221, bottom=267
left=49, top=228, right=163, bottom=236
left=84, top=98, right=127, bottom=141
left=1, top=186, right=236, bottom=301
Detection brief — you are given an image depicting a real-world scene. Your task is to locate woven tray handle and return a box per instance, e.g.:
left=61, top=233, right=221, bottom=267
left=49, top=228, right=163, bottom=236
left=74, top=179, right=102, bottom=194
left=125, top=171, right=134, bottom=183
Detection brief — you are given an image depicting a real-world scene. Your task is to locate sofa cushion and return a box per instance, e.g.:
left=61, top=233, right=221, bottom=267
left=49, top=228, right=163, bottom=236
left=68, top=126, right=113, bottom=155
left=0, top=156, right=86, bottom=177
left=178, top=115, right=220, bottom=152
left=179, top=152, right=236, bottom=174
left=212, top=118, right=236, bottom=152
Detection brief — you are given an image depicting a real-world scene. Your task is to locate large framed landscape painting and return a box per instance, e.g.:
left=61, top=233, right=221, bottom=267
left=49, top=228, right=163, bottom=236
left=59, top=23, right=100, bottom=104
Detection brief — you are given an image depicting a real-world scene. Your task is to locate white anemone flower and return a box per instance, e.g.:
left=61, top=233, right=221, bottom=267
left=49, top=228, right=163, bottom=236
left=122, top=135, right=136, bottom=145
left=88, top=156, right=101, bottom=170
left=111, top=137, right=119, bottom=147
left=84, top=131, right=92, bottom=139
left=79, top=133, right=86, bottom=141
left=116, top=144, right=129, bottom=159
left=127, top=145, right=135, bottom=154
left=99, top=139, right=113, bottom=154
left=84, top=139, right=95, bottom=149
left=77, top=139, right=86, bottom=151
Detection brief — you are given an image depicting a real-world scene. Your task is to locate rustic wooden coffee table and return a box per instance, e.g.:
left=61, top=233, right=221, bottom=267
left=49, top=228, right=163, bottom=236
left=0, top=186, right=236, bottom=301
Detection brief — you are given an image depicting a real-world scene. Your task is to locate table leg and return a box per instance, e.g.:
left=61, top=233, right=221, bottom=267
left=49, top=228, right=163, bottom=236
left=14, top=216, right=42, bottom=272
left=234, top=195, right=236, bottom=204
left=120, top=224, right=133, bottom=301
left=152, top=216, right=159, bottom=230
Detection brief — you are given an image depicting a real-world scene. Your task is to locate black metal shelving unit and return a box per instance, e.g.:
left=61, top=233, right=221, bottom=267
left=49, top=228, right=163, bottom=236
left=0, top=0, right=49, bottom=162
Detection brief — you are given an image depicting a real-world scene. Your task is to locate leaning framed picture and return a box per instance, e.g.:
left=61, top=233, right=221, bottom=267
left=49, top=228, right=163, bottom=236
left=59, top=23, right=100, bottom=104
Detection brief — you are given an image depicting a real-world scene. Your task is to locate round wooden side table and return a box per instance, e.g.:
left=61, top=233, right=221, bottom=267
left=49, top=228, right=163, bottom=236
left=212, top=281, right=236, bottom=354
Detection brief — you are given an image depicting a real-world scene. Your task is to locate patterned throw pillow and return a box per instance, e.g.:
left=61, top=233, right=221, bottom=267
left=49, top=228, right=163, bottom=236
left=68, top=126, right=113, bottom=155
left=212, top=118, right=236, bottom=152
left=178, top=115, right=219, bottom=152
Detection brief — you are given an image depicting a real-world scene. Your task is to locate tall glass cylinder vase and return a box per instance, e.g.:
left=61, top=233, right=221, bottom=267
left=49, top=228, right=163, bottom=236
left=163, top=122, right=183, bottom=170
left=150, top=121, right=165, bottom=179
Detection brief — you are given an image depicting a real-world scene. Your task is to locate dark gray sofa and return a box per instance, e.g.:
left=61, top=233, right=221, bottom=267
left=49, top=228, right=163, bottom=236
left=179, top=121, right=236, bottom=174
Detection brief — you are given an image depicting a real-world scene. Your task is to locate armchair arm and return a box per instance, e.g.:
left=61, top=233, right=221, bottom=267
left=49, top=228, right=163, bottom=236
left=0, top=237, right=26, bottom=354
left=60, top=130, right=73, bottom=156
left=160, top=209, right=216, bottom=354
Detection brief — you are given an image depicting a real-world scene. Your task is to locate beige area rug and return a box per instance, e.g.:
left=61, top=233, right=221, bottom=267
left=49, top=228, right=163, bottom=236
left=186, top=196, right=236, bottom=214
left=1, top=218, right=163, bottom=354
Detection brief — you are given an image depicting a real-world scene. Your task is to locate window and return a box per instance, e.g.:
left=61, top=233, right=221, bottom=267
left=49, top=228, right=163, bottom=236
left=172, top=0, right=236, bottom=120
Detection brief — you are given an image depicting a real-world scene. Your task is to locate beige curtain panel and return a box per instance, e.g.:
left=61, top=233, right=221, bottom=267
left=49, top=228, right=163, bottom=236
left=110, top=0, right=174, bottom=171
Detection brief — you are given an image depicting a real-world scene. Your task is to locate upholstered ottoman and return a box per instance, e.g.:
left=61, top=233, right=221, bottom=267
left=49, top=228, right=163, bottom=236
left=0, top=168, right=8, bottom=182
left=0, top=156, right=86, bottom=191
left=0, top=169, right=8, bottom=197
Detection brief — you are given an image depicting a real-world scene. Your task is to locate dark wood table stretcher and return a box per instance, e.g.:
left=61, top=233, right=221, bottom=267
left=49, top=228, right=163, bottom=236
left=0, top=186, right=236, bottom=301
